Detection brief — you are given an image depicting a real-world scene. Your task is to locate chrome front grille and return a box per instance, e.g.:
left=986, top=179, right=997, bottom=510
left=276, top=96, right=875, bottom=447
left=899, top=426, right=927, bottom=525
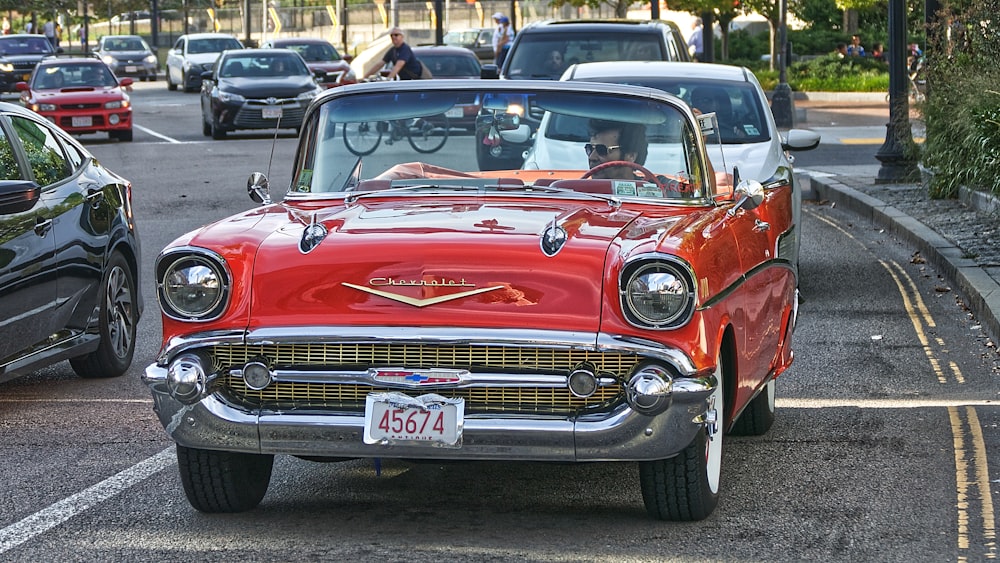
left=209, top=343, right=637, bottom=414
left=233, top=101, right=305, bottom=128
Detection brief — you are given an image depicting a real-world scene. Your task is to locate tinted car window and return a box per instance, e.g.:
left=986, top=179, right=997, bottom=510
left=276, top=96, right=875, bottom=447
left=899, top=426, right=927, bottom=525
left=419, top=54, right=480, bottom=77
left=505, top=34, right=664, bottom=79
left=0, top=126, right=20, bottom=180
left=0, top=36, right=53, bottom=55
left=10, top=115, right=69, bottom=186
left=284, top=42, right=340, bottom=62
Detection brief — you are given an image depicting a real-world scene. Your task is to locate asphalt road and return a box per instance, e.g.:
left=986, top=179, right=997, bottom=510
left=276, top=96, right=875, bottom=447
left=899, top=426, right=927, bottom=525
left=0, top=83, right=997, bottom=562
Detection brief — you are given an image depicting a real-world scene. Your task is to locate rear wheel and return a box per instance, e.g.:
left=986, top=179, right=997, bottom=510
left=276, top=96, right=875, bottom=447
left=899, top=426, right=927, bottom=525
left=406, top=114, right=449, bottom=153
left=70, top=253, right=136, bottom=378
left=639, top=351, right=724, bottom=521
left=177, top=445, right=273, bottom=513
left=343, top=121, right=382, bottom=156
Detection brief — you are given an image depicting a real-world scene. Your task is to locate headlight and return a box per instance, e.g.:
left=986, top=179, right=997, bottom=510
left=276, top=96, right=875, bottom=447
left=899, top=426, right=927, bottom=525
left=218, top=90, right=245, bottom=103
left=144, top=54, right=157, bottom=64
left=104, top=99, right=129, bottom=109
left=297, top=86, right=323, bottom=101
left=101, top=55, right=115, bottom=65
left=156, top=249, right=232, bottom=321
left=0, top=62, right=13, bottom=72
left=620, top=257, right=695, bottom=329
left=36, top=103, right=56, bottom=112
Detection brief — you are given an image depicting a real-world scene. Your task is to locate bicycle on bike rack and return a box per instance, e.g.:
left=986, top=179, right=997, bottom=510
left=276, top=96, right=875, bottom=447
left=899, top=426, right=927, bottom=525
left=343, top=114, right=450, bottom=156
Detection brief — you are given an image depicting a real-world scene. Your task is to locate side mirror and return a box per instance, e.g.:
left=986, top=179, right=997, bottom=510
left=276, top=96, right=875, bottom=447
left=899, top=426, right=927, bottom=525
left=119, top=77, right=134, bottom=88
left=200, top=70, right=213, bottom=80
left=480, top=63, right=499, bottom=79
left=14, top=82, right=29, bottom=92
left=247, top=172, right=271, bottom=205
left=0, top=180, right=41, bottom=215
left=728, top=179, right=765, bottom=217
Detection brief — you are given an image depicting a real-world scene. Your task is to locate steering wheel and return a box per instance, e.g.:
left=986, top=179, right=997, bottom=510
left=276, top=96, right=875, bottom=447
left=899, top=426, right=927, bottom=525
left=582, top=160, right=663, bottom=189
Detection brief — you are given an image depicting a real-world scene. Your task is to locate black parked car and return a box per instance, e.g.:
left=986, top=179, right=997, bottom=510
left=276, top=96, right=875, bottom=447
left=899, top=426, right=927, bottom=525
left=476, top=19, right=689, bottom=170
left=200, top=49, right=324, bottom=139
left=0, top=101, right=141, bottom=383
left=0, top=34, right=61, bottom=93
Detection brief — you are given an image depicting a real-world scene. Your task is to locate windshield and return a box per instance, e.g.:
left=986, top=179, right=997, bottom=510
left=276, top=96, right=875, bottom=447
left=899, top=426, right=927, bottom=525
left=292, top=85, right=711, bottom=203
left=284, top=42, right=340, bottom=62
left=0, top=36, right=53, bottom=55
left=576, top=77, right=769, bottom=145
left=219, top=53, right=309, bottom=77
left=104, top=37, right=148, bottom=51
left=188, top=37, right=242, bottom=54
left=505, top=34, right=664, bottom=79
left=33, top=64, right=118, bottom=89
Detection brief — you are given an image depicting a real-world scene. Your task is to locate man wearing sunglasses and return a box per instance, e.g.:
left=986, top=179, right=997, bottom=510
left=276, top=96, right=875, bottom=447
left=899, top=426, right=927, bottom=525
left=586, top=120, right=648, bottom=180
left=365, top=27, right=429, bottom=80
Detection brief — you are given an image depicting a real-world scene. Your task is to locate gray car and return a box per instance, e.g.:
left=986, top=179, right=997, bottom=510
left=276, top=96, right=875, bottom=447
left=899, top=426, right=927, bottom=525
left=165, top=32, right=244, bottom=92
left=94, top=34, right=158, bottom=81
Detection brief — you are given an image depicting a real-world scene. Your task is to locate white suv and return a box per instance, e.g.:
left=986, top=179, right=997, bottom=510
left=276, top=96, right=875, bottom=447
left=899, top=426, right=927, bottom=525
left=165, top=32, right=243, bottom=92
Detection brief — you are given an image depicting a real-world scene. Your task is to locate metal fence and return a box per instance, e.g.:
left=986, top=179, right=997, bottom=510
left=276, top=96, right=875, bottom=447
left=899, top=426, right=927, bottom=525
left=84, top=1, right=642, bottom=54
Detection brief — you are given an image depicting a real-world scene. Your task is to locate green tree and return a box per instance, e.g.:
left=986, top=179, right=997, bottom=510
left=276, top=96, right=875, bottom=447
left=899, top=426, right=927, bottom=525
left=667, top=0, right=743, bottom=60
left=548, top=0, right=637, bottom=18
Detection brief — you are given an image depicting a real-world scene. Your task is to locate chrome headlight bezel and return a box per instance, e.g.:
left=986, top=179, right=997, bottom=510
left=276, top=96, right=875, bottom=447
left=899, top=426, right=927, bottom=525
left=218, top=90, right=245, bottom=104
left=156, top=247, right=232, bottom=322
left=619, top=255, right=696, bottom=330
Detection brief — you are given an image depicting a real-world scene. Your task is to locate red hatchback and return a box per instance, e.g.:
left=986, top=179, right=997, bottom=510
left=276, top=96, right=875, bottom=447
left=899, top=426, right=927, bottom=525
left=17, top=58, right=134, bottom=142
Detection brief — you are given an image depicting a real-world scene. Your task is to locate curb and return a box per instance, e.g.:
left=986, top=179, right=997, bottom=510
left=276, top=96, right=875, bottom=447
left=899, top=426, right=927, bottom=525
left=803, top=174, right=1000, bottom=342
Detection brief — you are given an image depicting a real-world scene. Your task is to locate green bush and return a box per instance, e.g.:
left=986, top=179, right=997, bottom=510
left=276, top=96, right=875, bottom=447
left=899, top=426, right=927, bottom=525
left=921, top=0, right=1000, bottom=198
left=749, top=55, right=889, bottom=93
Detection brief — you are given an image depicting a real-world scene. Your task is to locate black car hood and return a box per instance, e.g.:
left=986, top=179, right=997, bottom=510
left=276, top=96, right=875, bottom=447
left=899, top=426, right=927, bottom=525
left=218, top=76, right=317, bottom=98
left=1, top=53, right=49, bottom=63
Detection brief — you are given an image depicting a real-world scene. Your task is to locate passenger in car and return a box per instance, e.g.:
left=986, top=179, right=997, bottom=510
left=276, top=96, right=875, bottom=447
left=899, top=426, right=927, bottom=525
left=585, top=119, right=648, bottom=180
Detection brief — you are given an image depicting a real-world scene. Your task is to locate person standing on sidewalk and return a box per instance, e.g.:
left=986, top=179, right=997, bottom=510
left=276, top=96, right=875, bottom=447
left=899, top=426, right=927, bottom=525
left=42, top=18, right=56, bottom=47
left=494, top=16, right=514, bottom=67
left=687, top=18, right=704, bottom=62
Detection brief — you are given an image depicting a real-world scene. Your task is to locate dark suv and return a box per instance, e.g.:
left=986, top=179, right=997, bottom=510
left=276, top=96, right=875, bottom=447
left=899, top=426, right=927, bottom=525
left=0, top=34, right=60, bottom=93
left=477, top=19, right=690, bottom=169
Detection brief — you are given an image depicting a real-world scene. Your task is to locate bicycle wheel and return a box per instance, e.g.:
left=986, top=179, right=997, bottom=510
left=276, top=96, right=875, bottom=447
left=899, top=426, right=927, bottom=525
left=343, top=121, right=382, bottom=156
left=406, top=114, right=449, bottom=153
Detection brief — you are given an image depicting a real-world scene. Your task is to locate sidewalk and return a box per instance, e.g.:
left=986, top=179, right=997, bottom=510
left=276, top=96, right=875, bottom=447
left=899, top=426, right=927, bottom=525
left=792, top=99, right=1000, bottom=342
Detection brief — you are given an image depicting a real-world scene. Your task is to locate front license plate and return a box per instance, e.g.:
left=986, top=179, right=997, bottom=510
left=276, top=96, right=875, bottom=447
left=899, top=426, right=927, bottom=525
left=445, top=107, right=463, bottom=118
left=363, top=392, right=464, bottom=447
left=71, top=116, right=93, bottom=127
left=125, top=65, right=137, bottom=73
left=262, top=106, right=282, bottom=119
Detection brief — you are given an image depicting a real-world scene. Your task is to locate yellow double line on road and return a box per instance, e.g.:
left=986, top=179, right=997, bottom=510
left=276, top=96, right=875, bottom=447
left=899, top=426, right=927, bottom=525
left=810, top=209, right=997, bottom=559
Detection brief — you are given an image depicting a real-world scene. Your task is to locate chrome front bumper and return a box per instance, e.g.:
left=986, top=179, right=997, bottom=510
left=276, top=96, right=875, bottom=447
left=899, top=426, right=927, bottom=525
left=143, top=327, right=716, bottom=462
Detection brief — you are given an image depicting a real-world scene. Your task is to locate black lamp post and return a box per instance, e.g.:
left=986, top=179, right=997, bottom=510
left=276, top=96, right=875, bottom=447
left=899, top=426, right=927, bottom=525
left=770, top=0, right=795, bottom=128
left=875, top=0, right=919, bottom=183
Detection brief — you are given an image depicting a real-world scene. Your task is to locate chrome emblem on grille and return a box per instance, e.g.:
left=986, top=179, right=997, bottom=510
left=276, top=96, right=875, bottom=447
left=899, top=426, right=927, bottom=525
left=369, top=368, right=468, bottom=386
left=266, top=97, right=278, bottom=105
left=343, top=281, right=504, bottom=307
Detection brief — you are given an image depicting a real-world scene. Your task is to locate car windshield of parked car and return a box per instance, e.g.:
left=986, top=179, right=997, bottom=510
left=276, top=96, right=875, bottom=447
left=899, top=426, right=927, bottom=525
left=292, top=86, right=710, bottom=201
left=584, top=77, right=770, bottom=145
left=106, top=37, right=148, bottom=51
left=443, top=30, right=478, bottom=46
left=284, top=42, right=340, bottom=62
left=0, top=36, right=53, bottom=55
left=220, top=53, right=309, bottom=77
left=419, top=54, right=480, bottom=77
left=188, top=37, right=242, bottom=54
left=505, top=35, right=665, bottom=79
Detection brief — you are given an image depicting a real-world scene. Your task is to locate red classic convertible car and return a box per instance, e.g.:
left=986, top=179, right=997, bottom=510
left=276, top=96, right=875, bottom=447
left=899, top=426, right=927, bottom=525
left=143, top=80, right=798, bottom=521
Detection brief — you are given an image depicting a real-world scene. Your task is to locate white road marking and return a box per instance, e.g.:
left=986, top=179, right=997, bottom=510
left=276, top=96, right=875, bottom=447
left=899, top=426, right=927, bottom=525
left=133, top=123, right=182, bottom=143
left=0, top=447, right=175, bottom=554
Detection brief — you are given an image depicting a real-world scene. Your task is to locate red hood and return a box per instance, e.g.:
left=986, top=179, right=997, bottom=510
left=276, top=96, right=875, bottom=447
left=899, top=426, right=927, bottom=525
left=239, top=197, right=657, bottom=332
left=33, top=86, right=126, bottom=104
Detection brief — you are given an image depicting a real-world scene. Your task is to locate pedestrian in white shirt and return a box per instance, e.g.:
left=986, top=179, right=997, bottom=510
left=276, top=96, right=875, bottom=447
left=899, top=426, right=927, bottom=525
left=687, top=17, right=704, bottom=62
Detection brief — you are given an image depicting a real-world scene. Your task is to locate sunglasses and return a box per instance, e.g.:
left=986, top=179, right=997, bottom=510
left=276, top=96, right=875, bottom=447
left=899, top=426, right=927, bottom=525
left=390, top=33, right=402, bottom=37
left=584, top=143, right=621, bottom=157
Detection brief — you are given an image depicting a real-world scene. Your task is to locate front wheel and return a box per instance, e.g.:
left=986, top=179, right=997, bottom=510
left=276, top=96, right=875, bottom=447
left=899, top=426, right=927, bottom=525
left=638, top=352, right=724, bottom=521
left=177, top=445, right=274, bottom=513
left=729, top=378, right=775, bottom=436
left=343, top=121, right=382, bottom=156
left=406, top=114, right=449, bottom=153
left=69, top=253, right=137, bottom=378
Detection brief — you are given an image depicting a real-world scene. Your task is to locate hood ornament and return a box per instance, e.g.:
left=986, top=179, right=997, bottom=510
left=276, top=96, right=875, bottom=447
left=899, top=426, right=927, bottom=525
left=299, top=213, right=328, bottom=254
left=540, top=216, right=568, bottom=257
